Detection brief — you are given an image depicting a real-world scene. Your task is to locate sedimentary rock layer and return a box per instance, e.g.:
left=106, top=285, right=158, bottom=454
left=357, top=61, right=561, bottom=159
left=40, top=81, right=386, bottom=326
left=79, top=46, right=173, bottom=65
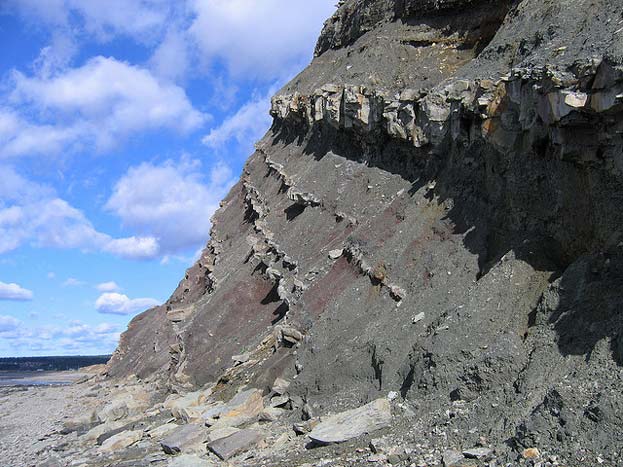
left=108, top=1, right=623, bottom=464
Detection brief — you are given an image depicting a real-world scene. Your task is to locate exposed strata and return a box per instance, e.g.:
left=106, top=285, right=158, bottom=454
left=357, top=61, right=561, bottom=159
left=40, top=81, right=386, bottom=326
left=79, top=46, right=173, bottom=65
left=90, top=0, right=623, bottom=466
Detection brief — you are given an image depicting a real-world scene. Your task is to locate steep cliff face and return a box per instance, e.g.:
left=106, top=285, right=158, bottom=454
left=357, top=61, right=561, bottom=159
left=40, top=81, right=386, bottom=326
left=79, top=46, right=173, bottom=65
left=109, top=0, right=623, bottom=464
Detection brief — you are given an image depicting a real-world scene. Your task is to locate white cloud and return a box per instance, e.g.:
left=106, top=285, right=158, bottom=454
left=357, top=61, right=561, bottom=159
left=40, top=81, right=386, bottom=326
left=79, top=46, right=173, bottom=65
left=5, top=0, right=335, bottom=82
left=0, top=108, right=84, bottom=159
left=149, top=28, right=189, bottom=82
left=95, top=292, right=159, bottom=315
left=0, top=315, right=21, bottom=332
left=33, top=33, right=78, bottom=78
left=65, top=0, right=171, bottom=42
left=96, top=281, right=121, bottom=293
left=0, top=318, right=121, bottom=355
left=3, top=0, right=171, bottom=43
left=0, top=165, right=160, bottom=259
left=0, top=282, right=33, bottom=301
left=187, top=0, right=336, bottom=79
left=3, top=56, right=206, bottom=157
left=202, top=92, right=272, bottom=149
left=105, top=156, right=236, bottom=254
left=104, top=236, right=160, bottom=259
left=62, top=278, right=85, bottom=287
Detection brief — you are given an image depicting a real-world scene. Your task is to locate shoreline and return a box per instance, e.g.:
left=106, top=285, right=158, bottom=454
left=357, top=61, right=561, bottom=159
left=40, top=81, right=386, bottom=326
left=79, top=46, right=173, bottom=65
left=0, top=370, right=90, bottom=387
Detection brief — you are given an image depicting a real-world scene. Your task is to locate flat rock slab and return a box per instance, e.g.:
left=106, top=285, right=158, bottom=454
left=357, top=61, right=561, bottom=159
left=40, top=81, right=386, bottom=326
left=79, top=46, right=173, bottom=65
left=207, top=428, right=264, bottom=460
left=204, top=388, right=264, bottom=428
left=463, top=447, right=493, bottom=459
left=168, top=454, right=217, bottom=467
left=98, top=429, right=142, bottom=453
left=308, top=398, right=392, bottom=444
left=206, top=426, right=240, bottom=443
left=160, top=424, right=206, bottom=454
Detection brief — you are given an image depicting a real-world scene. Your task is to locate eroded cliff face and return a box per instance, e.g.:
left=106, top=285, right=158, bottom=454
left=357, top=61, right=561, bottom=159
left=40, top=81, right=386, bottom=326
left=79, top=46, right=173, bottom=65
left=108, top=0, right=623, bottom=464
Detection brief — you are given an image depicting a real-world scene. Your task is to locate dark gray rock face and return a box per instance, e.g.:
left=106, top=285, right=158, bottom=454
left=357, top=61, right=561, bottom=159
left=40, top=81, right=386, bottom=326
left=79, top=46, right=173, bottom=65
left=109, top=1, right=623, bottom=465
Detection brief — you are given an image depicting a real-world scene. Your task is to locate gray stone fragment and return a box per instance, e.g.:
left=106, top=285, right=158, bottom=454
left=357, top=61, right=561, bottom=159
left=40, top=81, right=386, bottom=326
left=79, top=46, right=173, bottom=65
left=412, top=312, right=425, bottom=323
left=329, top=249, right=344, bottom=259
left=168, top=455, right=216, bottom=467
left=443, top=449, right=465, bottom=466
left=207, top=428, right=265, bottom=461
left=308, top=398, right=392, bottom=444
left=463, top=447, right=493, bottom=459
left=270, top=395, right=289, bottom=407
left=160, top=424, right=206, bottom=455
left=97, top=430, right=142, bottom=454
left=271, top=377, right=291, bottom=395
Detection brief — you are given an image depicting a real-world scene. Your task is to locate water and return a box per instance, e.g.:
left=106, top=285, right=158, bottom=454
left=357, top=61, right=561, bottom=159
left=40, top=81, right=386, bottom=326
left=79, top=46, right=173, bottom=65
left=0, top=356, right=110, bottom=386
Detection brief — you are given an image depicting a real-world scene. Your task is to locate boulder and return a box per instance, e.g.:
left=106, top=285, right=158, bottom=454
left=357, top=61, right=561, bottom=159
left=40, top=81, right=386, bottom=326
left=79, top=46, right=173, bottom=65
left=204, top=389, right=264, bottom=428
left=165, top=391, right=204, bottom=419
left=82, top=419, right=128, bottom=442
left=259, top=407, right=287, bottom=422
left=168, top=455, right=216, bottom=467
left=270, top=395, right=289, bottom=408
left=271, top=378, right=291, bottom=395
left=62, top=410, right=99, bottom=434
left=97, top=430, right=142, bottom=453
left=160, top=424, right=206, bottom=455
left=148, top=422, right=180, bottom=439
left=463, top=447, right=493, bottom=459
left=97, top=388, right=151, bottom=423
left=308, top=398, right=392, bottom=444
left=443, top=449, right=466, bottom=466
left=206, top=426, right=240, bottom=443
left=328, top=249, right=344, bottom=259
left=207, top=429, right=265, bottom=461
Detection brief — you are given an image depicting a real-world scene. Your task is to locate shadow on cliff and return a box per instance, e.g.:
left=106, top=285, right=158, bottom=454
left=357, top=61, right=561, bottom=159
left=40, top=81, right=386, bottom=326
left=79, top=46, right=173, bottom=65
left=546, top=246, right=623, bottom=365
left=271, top=109, right=623, bottom=364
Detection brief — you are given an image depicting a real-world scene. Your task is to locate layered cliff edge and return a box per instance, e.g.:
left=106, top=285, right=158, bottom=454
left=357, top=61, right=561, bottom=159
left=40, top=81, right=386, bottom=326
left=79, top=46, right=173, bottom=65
left=105, top=0, right=623, bottom=465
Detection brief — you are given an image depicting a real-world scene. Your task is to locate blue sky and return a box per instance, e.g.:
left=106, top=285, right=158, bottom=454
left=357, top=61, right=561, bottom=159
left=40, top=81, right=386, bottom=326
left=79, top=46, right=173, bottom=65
left=0, top=0, right=335, bottom=357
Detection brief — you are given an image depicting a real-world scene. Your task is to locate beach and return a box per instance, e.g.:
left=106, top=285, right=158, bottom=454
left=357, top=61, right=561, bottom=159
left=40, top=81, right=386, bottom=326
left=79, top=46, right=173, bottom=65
left=0, top=372, right=93, bottom=467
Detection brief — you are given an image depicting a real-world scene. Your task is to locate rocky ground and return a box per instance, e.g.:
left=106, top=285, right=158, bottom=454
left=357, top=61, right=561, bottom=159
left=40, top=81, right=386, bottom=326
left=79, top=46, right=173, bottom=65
left=8, top=0, right=623, bottom=465
left=0, top=362, right=608, bottom=467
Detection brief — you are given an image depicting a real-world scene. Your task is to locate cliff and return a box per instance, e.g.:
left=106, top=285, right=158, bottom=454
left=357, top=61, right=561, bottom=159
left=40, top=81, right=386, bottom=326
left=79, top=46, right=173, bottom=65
left=102, top=0, right=623, bottom=465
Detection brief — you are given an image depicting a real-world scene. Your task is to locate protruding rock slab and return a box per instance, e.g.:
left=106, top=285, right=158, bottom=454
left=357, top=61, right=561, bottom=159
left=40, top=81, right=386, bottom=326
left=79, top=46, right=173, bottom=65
left=207, top=428, right=265, bottom=460
left=204, top=388, right=264, bottom=428
left=97, top=429, right=142, bottom=453
left=463, top=447, right=493, bottom=459
left=308, top=398, right=392, bottom=444
left=148, top=422, right=180, bottom=439
left=168, top=454, right=216, bottom=467
left=160, top=424, right=206, bottom=454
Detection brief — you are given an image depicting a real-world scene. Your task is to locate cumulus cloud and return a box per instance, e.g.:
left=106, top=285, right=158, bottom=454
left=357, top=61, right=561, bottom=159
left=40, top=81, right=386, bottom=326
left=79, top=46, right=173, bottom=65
left=96, top=281, right=121, bottom=293
left=3, top=0, right=172, bottom=43
left=2, top=56, right=206, bottom=157
left=62, top=278, right=85, bottom=287
left=187, top=0, right=336, bottom=79
left=0, top=165, right=160, bottom=259
left=0, top=282, right=33, bottom=301
left=0, top=318, right=121, bottom=355
left=0, top=315, right=22, bottom=332
left=202, top=92, right=272, bottom=149
left=0, top=108, right=84, bottom=159
left=149, top=28, right=190, bottom=82
left=95, top=292, right=159, bottom=315
left=105, top=156, right=236, bottom=254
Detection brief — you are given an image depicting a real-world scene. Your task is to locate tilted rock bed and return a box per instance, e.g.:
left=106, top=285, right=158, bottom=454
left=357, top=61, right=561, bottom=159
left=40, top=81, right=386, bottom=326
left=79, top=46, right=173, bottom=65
left=84, top=0, right=623, bottom=466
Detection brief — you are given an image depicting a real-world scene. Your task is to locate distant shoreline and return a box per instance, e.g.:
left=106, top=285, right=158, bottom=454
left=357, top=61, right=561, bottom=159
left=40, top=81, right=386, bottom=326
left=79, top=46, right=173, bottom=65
left=0, top=355, right=111, bottom=372
left=0, top=370, right=90, bottom=387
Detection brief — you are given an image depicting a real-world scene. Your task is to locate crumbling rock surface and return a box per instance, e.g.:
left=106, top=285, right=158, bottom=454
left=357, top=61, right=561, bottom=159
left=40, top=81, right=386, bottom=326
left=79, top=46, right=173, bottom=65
left=107, top=1, right=623, bottom=465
